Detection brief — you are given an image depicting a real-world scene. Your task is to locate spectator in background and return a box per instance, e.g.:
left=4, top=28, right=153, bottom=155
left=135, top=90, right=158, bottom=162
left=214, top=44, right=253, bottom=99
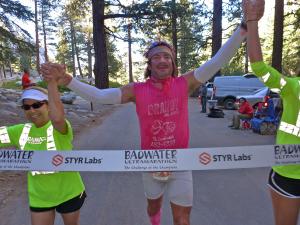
left=22, top=69, right=35, bottom=89
left=229, top=97, right=253, bottom=129
left=211, top=84, right=216, bottom=100
left=199, top=83, right=207, bottom=113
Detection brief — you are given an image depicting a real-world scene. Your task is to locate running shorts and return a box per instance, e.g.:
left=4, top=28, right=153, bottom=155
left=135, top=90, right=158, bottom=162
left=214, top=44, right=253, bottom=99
left=142, top=171, right=193, bottom=207
left=30, top=191, right=87, bottom=213
left=268, top=169, right=300, bottom=198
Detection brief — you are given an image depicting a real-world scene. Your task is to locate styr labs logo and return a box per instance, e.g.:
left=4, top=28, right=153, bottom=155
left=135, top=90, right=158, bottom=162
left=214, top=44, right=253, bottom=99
left=199, top=152, right=211, bottom=165
left=52, top=154, right=64, bottom=166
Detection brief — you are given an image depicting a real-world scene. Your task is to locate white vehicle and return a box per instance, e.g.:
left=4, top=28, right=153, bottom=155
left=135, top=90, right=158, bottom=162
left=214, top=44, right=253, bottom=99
left=213, top=75, right=265, bottom=109
left=236, top=87, right=280, bottom=109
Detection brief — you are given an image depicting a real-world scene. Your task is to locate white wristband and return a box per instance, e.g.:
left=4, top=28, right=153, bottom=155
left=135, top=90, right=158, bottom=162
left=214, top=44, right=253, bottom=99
left=67, top=78, right=122, bottom=104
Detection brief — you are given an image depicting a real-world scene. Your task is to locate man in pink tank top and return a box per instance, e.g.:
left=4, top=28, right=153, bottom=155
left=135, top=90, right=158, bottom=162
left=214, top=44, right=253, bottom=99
left=41, top=3, right=265, bottom=223
left=134, top=42, right=193, bottom=225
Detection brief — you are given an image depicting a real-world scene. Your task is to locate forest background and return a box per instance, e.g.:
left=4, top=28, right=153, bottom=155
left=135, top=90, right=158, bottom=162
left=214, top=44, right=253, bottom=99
left=0, top=0, right=299, bottom=89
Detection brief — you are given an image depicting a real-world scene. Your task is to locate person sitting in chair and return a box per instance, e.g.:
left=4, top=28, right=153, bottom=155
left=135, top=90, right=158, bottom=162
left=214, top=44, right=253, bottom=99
left=229, top=97, right=253, bottom=129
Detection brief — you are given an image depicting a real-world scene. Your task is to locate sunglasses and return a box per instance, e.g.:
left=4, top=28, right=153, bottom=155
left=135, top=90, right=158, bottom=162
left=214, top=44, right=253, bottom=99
left=22, top=101, right=47, bottom=111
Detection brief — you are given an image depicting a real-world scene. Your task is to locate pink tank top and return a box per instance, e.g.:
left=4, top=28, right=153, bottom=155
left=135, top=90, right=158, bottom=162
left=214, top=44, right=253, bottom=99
left=134, top=76, right=189, bottom=150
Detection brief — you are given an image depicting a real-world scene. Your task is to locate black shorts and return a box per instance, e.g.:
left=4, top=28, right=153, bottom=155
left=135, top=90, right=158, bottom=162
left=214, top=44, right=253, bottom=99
left=30, top=191, right=86, bottom=213
left=268, top=170, right=300, bottom=198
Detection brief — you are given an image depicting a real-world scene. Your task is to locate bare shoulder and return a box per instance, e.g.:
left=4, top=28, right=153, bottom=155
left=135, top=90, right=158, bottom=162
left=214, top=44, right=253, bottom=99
left=182, top=70, right=202, bottom=91
left=121, top=83, right=136, bottom=103
left=182, top=70, right=195, bottom=81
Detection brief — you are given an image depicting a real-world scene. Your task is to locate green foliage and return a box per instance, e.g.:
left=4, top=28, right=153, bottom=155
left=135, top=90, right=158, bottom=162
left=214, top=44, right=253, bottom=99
left=20, top=54, right=31, bottom=71
left=36, top=80, right=70, bottom=92
left=282, top=0, right=300, bottom=76
left=178, top=0, right=204, bottom=73
left=109, top=80, right=122, bottom=88
left=1, top=79, right=21, bottom=89
left=37, top=0, right=60, bottom=63
left=222, top=43, right=247, bottom=75
left=225, top=0, right=242, bottom=22
left=0, top=0, right=34, bottom=67
left=107, top=38, right=123, bottom=80
left=55, top=0, right=123, bottom=81
left=55, top=28, right=74, bottom=72
left=54, top=0, right=299, bottom=80
left=56, top=1, right=93, bottom=76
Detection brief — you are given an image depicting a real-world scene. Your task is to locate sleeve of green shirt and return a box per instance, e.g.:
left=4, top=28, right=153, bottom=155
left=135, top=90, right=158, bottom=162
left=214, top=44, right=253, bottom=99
left=251, top=61, right=296, bottom=97
left=53, top=120, right=73, bottom=151
left=0, top=124, right=23, bottom=148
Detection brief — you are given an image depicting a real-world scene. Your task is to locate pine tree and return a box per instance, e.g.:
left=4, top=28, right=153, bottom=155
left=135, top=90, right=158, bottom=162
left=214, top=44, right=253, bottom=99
left=0, top=0, right=34, bottom=70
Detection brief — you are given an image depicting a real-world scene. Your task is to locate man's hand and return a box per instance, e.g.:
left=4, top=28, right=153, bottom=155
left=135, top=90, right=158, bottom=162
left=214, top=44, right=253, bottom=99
left=41, top=63, right=72, bottom=86
left=242, top=0, right=265, bottom=22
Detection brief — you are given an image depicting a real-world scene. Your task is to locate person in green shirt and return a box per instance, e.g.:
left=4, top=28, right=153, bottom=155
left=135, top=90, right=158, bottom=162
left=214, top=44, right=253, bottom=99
left=244, top=0, right=300, bottom=224
left=0, top=77, right=86, bottom=225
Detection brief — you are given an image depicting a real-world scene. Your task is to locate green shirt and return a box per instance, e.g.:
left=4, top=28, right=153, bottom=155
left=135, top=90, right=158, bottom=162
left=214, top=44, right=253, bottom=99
left=251, top=61, right=300, bottom=179
left=0, top=120, right=85, bottom=207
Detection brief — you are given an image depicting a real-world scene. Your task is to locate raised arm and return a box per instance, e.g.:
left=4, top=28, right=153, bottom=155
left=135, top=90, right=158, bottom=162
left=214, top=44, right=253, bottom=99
left=185, top=0, right=264, bottom=92
left=41, top=63, right=135, bottom=104
left=44, top=68, right=68, bottom=134
left=184, top=25, right=247, bottom=91
left=243, top=0, right=264, bottom=63
left=244, top=0, right=294, bottom=95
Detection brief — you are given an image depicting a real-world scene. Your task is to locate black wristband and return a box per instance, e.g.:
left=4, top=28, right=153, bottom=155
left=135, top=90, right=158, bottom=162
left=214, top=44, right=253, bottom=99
left=240, top=21, right=247, bottom=31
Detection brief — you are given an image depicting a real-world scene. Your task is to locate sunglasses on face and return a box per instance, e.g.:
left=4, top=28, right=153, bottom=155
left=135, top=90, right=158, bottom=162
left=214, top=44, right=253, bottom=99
left=22, top=101, right=47, bottom=111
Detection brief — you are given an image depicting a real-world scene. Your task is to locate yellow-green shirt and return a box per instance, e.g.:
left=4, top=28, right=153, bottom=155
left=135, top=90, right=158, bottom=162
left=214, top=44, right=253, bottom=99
left=0, top=120, right=85, bottom=207
left=251, top=61, right=300, bottom=179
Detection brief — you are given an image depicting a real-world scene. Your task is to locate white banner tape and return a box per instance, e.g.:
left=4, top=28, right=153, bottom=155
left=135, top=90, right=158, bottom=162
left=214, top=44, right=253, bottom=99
left=0, top=145, right=299, bottom=172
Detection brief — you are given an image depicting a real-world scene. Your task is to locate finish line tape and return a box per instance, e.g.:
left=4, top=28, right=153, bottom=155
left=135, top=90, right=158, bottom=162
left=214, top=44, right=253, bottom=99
left=0, top=145, right=299, bottom=172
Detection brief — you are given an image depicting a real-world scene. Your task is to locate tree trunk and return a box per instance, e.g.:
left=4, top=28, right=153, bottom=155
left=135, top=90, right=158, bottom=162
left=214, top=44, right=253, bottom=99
left=9, top=61, right=13, bottom=77
left=2, top=65, right=6, bottom=79
left=41, top=4, right=49, bottom=63
left=128, top=23, right=133, bottom=83
left=35, top=0, right=40, bottom=74
left=92, top=0, right=109, bottom=89
left=171, top=0, right=178, bottom=65
left=0, top=67, right=3, bottom=80
left=70, top=20, right=76, bottom=77
left=73, top=29, right=83, bottom=78
left=87, top=32, right=93, bottom=78
left=211, top=0, right=222, bottom=78
left=271, top=0, right=284, bottom=73
left=244, top=43, right=248, bottom=73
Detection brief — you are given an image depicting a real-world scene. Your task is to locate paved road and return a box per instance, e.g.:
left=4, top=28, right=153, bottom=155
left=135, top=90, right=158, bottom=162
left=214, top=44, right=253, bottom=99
left=4, top=99, right=299, bottom=225
left=56, top=99, right=280, bottom=225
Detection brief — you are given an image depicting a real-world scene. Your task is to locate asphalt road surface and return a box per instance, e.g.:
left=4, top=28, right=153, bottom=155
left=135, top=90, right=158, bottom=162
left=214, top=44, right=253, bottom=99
left=3, top=99, right=299, bottom=225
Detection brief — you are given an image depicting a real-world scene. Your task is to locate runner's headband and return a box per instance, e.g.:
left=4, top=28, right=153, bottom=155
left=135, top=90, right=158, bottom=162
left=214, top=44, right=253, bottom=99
left=146, top=45, right=174, bottom=60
